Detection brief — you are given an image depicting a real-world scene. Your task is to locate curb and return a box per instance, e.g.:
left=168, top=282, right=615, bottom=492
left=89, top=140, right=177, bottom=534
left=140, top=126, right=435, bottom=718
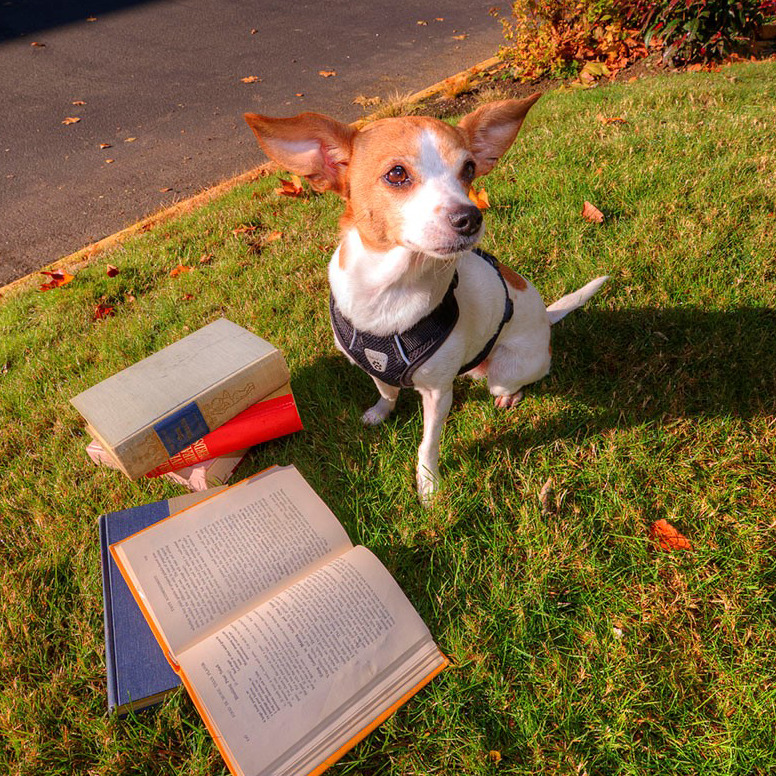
left=0, top=55, right=503, bottom=300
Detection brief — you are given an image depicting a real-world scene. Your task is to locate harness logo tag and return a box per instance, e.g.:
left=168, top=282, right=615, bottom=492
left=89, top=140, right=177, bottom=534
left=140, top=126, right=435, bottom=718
left=364, top=348, right=388, bottom=373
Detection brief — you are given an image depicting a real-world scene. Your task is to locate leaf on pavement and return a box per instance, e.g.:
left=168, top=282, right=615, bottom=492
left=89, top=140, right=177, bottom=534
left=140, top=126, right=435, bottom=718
left=452, top=34, right=467, bottom=40
left=39, top=270, right=74, bottom=291
left=99, top=143, right=111, bottom=149
left=353, top=95, right=381, bottom=108
left=650, top=519, right=692, bottom=551
left=582, top=200, right=604, bottom=223
left=62, top=117, right=81, bottom=125
left=318, top=70, right=336, bottom=77
left=241, top=76, right=261, bottom=83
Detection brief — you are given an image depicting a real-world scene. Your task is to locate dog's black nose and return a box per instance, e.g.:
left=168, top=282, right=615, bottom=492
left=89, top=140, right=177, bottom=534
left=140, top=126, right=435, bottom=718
left=448, top=205, right=483, bottom=237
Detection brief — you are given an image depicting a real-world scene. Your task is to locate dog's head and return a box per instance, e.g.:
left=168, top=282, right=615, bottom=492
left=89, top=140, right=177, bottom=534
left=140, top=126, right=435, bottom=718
left=244, top=95, right=540, bottom=258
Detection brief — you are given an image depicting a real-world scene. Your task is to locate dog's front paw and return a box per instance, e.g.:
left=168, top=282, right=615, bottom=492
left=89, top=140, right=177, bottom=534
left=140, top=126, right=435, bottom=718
left=362, top=399, right=394, bottom=426
left=494, top=390, right=524, bottom=409
left=416, top=465, right=441, bottom=506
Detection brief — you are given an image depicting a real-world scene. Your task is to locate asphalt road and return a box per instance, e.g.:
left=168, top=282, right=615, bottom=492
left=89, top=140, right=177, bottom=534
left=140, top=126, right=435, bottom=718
left=0, top=0, right=504, bottom=286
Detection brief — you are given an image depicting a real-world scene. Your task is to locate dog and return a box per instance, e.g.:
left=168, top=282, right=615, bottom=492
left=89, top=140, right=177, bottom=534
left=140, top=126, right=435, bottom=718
left=245, top=95, right=607, bottom=501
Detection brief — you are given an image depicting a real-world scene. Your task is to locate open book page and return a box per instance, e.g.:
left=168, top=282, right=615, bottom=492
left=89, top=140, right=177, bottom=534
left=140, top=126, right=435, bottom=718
left=177, top=545, right=447, bottom=776
left=111, top=467, right=352, bottom=656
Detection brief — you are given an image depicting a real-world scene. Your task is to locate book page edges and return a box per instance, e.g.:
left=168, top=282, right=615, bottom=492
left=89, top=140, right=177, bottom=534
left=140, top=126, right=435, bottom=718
left=177, top=647, right=449, bottom=776
left=304, top=654, right=449, bottom=776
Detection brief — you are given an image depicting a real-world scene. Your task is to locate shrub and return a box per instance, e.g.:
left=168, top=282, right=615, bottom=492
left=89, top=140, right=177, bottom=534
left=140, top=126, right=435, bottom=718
left=618, top=0, right=772, bottom=64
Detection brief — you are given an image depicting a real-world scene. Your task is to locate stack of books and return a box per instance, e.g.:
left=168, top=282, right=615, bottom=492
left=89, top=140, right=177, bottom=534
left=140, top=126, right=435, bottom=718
left=71, top=319, right=303, bottom=490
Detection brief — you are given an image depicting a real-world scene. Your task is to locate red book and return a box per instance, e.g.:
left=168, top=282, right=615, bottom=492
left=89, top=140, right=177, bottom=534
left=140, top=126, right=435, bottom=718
left=144, top=390, right=302, bottom=478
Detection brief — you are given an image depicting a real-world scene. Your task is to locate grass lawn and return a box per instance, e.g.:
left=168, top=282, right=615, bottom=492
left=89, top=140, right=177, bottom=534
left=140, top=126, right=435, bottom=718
left=1, top=59, right=775, bottom=776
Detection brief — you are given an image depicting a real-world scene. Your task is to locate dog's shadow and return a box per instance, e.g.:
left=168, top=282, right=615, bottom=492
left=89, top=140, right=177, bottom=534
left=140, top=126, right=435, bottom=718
left=458, top=305, right=776, bottom=455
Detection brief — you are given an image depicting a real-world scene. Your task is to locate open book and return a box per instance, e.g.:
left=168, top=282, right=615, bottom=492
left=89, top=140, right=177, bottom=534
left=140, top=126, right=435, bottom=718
left=111, top=466, right=447, bottom=776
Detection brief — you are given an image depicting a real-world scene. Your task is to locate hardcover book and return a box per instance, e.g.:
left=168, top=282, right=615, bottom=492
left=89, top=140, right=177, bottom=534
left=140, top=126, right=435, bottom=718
left=71, top=319, right=289, bottom=479
left=99, top=488, right=226, bottom=715
left=110, top=466, right=448, bottom=776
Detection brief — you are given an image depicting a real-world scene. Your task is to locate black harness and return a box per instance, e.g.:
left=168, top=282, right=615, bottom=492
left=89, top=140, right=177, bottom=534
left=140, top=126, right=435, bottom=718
left=330, top=248, right=514, bottom=388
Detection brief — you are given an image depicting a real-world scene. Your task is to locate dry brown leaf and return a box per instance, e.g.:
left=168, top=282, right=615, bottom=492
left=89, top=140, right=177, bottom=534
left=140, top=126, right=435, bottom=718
left=468, top=187, right=490, bottom=209
left=435, top=17, right=445, bottom=21
left=62, top=117, right=81, bottom=125
left=417, top=20, right=428, bottom=25
left=250, top=28, right=258, bottom=34
left=582, top=200, right=604, bottom=223
left=199, top=253, right=214, bottom=264
left=31, top=41, right=45, bottom=47
left=232, top=225, right=258, bottom=237
left=650, top=519, right=692, bottom=551
left=106, top=264, right=119, bottom=277
left=538, top=477, right=554, bottom=515
left=275, top=175, right=304, bottom=198
left=93, top=303, right=115, bottom=320
left=99, top=143, right=111, bottom=149
left=264, top=230, right=284, bottom=243
left=86, top=15, right=97, bottom=21
left=452, top=33, right=467, bottom=40
left=72, top=99, right=85, bottom=105
left=105, top=158, right=115, bottom=164
left=39, top=270, right=75, bottom=291
left=170, top=264, right=191, bottom=277
left=353, top=95, right=381, bottom=108
left=159, top=187, right=172, bottom=193
left=241, top=76, right=261, bottom=83
left=181, top=293, right=195, bottom=301
left=489, top=751, right=502, bottom=763
left=598, top=115, right=627, bottom=125
left=318, top=70, right=336, bottom=77
left=124, top=137, right=136, bottom=143
left=295, top=93, right=304, bottom=97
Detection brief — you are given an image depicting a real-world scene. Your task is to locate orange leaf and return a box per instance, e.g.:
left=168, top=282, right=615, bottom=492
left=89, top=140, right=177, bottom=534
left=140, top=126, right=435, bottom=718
left=582, top=200, right=604, bottom=223
left=452, top=33, right=467, bottom=40
left=232, top=225, right=258, bottom=237
left=264, top=230, right=284, bottom=243
left=181, top=293, right=195, bottom=301
left=241, top=75, right=261, bottom=83
left=93, top=303, right=115, bottom=320
left=106, top=264, right=119, bottom=277
left=650, top=519, right=692, bottom=551
left=72, top=99, right=86, bottom=105
left=275, top=175, right=304, bottom=198
left=170, top=264, right=191, bottom=277
left=468, top=187, right=490, bottom=209
left=318, top=69, right=336, bottom=77
left=62, top=117, right=81, bottom=125
left=39, top=270, right=74, bottom=291
left=598, top=115, right=627, bottom=125
left=31, top=41, right=45, bottom=47
left=99, top=143, right=111, bottom=149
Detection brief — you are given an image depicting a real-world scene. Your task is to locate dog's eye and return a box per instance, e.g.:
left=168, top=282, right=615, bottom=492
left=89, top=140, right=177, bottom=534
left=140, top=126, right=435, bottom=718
left=461, top=160, right=476, bottom=182
left=384, top=165, right=410, bottom=186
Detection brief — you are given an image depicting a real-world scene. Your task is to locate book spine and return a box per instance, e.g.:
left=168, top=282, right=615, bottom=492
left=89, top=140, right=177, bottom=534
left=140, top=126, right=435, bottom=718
left=113, top=350, right=290, bottom=480
left=145, top=394, right=302, bottom=478
left=98, top=515, right=120, bottom=713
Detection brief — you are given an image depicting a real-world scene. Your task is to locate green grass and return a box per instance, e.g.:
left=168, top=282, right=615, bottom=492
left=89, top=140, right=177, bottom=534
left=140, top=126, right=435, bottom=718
left=2, top=60, right=776, bottom=775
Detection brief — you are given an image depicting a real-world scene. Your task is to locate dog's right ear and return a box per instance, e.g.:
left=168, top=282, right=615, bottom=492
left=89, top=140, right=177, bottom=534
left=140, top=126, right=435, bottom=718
left=244, top=112, right=356, bottom=196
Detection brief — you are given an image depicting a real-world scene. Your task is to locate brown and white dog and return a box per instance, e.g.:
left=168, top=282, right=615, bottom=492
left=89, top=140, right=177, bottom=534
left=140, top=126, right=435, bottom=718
left=245, top=96, right=607, bottom=501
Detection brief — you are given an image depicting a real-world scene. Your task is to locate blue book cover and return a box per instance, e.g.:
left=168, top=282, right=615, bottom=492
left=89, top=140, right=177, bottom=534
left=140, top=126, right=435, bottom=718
left=99, top=488, right=225, bottom=715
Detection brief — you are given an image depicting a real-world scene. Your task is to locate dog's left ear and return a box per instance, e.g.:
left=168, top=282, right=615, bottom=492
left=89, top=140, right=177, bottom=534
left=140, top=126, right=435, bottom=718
left=457, top=93, right=541, bottom=176
left=244, top=112, right=356, bottom=195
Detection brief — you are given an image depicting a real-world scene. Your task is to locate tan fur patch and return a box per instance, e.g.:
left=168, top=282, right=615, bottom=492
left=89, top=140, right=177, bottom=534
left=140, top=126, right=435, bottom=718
left=498, top=262, right=527, bottom=291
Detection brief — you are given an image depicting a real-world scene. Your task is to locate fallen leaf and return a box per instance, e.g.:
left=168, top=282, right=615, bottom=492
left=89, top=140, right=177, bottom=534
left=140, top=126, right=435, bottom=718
left=582, top=200, right=604, bottom=223
left=170, top=264, right=191, bottom=277
left=442, top=73, right=471, bottom=99
left=86, top=15, right=97, bottom=21
left=106, top=264, right=119, bottom=277
left=30, top=41, right=45, bottom=47
left=435, top=17, right=444, bottom=21
left=538, top=477, right=554, bottom=515
left=62, top=117, right=81, bottom=125
left=105, top=158, right=115, bottom=164
left=275, top=175, right=304, bottom=198
left=264, top=230, right=284, bottom=243
left=452, top=33, right=467, bottom=40
left=295, top=92, right=304, bottom=97
left=318, top=70, right=336, bottom=77
left=250, top=28, right=258, bottom=34
left=159, top=187, right=172, bottom=192
left=598, top=115, right=627, bottom=125
left=241, top=76, right=261, bottom=83
left=181, top=293, right=195, bottom=301
left=468, top=187, right=490, bottom=209
left=72, top=99, right=85, bottom=105
left=488, top=751, right=502, bottom=763
left=39, top=270, right=75, bottom=291
left=232, top=225, right=258, bottom=237
left=199, top=253, right=214, bottom=264
left=93, top=303, right=115, bottom=320
left=99, top=143, right=111, bottom=149
left=650, top=519, right=692, bottom=551
left=126, top=294, right=136, bottom=303
left=417, top=20, right=428, bottom=25
left=124, top=137, right=136, bottom=143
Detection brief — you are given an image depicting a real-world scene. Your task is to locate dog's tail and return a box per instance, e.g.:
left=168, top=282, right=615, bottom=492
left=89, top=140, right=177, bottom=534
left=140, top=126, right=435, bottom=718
left=546, top=276, right=609, bottom=325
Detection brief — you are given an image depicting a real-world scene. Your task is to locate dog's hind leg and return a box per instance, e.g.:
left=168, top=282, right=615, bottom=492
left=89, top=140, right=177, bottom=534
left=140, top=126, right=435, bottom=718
left=362, top=377, right=400, bottom=426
